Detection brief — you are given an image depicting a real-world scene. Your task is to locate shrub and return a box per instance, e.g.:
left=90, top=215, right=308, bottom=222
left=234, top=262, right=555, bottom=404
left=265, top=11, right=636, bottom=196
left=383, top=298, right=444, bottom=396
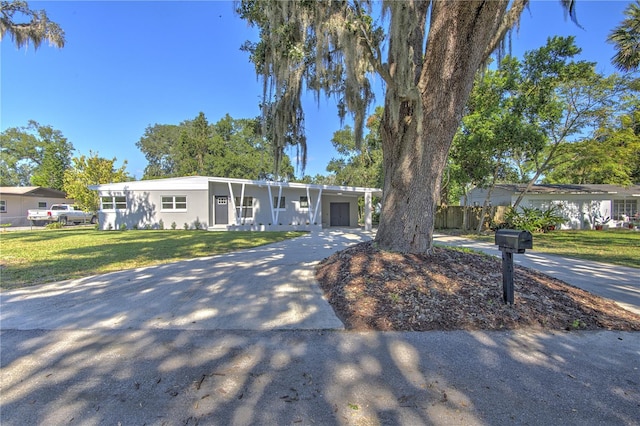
left=46, top=221, right=63, bottom=230
left=159, top=219, right=165, bottom=230
left=119, top=223, right=127, bottom=231
left=501, top=205, right=566, bottom=233
left=171, top=221, right=177, bottom=230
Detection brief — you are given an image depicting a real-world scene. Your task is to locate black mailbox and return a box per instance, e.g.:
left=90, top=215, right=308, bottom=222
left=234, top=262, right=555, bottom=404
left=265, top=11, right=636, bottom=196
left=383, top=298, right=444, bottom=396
left=494, top=229, right=533, bottom=305
left=495, top=229, right=533, bottom=253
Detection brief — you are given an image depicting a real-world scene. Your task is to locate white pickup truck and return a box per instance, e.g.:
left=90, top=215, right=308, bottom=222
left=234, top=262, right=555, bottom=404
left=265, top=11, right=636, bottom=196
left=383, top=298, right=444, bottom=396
left=27, top=204, right=97, bottom=226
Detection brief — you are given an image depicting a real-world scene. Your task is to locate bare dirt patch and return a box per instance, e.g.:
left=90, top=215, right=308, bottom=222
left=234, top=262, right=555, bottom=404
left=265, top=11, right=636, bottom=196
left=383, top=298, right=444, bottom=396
left=315, top=241, right=640, bottom=331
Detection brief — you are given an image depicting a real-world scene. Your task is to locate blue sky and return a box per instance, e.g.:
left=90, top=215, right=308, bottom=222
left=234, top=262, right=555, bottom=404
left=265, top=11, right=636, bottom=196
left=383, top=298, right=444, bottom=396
left=0, top=1, right=633, bottom=180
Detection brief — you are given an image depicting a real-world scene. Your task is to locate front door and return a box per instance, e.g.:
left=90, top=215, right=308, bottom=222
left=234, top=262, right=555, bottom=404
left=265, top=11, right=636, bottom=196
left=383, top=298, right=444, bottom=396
left=330, top=202, right=350, bottom=226
left=215, top=196, right=228, bottom=225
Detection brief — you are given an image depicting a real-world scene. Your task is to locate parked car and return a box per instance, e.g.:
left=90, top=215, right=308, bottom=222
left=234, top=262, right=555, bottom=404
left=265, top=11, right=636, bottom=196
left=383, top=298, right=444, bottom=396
left=27, top=204, right=97, bottom=226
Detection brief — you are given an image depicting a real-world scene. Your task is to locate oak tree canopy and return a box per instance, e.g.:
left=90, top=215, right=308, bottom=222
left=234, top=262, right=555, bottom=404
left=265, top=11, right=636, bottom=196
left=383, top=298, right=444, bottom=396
left=238, top=0, right=575, bottom=253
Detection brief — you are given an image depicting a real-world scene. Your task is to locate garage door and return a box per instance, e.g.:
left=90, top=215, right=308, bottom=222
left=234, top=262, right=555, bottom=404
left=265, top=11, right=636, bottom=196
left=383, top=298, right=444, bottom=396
left=330, top=202, right=350, bottom=226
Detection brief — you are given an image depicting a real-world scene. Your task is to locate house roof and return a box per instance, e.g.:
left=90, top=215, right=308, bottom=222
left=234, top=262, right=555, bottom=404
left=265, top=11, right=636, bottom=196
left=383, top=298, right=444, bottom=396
left=0, top=186, right=68, bottom=198
left=90, top=176, right=383, bottom=197
left=493, top=184, right=640, bottom=197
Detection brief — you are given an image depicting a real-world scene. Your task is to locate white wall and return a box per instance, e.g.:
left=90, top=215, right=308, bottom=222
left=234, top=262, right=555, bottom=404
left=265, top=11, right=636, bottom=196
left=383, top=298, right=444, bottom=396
left=517, top=193, right=613, bottom=230
left=463, top=186, right=639, bottom=230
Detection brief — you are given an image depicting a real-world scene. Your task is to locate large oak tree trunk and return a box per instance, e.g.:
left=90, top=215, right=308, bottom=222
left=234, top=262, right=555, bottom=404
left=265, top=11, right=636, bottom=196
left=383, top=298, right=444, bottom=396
left=377, top=102, right=449, bottom=253
left=375, top=1, right=509, bottom=253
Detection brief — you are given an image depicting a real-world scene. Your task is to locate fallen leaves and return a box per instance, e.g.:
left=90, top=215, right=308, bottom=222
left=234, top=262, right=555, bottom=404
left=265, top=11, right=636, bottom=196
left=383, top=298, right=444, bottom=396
left=315, top=242, right=640, bottom=331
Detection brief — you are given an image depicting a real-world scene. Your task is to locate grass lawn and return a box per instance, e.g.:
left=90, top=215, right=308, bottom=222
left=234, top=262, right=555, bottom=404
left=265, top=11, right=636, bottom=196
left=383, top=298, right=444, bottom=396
left=0, top=228, right=305, bottom=290
left=450, top=229, right=640, bottom=269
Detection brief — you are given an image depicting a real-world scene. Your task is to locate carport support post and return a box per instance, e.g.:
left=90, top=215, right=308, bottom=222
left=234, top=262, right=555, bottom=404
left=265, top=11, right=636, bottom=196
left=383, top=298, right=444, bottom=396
left=500, top=248, right=515, bottom=305
left=364, top=191, right=372, bottom=231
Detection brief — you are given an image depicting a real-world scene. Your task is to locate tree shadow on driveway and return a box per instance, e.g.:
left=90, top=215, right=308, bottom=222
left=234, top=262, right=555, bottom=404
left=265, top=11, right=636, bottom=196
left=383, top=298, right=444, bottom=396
left=0, top=230, right=371, bottom=331
left=1, top=329, right=638, bottom=425
left=1, top=230, right=639, bottom=424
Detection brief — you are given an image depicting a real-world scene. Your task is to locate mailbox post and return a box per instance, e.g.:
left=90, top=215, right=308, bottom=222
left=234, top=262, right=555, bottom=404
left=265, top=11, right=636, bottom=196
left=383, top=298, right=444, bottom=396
left=494, top=229, right=533, bottom=304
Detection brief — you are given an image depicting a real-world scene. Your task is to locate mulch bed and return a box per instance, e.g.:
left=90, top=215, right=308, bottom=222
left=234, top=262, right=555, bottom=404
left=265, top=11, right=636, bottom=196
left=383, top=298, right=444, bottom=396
left=315, top=241, right=640, bottom=331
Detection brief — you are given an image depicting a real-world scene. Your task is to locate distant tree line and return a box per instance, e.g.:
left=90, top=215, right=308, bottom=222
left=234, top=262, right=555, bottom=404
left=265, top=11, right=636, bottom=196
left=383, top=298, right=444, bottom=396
left=0, top=120, right=73, bottom=189
left=0, top=121, right=130, bottom=211
left=136, top=112, right=295, bottom=181
left=0, top=112, right=297, bottom=211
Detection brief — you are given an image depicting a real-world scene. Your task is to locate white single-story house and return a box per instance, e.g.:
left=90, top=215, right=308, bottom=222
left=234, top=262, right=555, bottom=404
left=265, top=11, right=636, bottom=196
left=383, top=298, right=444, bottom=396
left=0, top=186, right=73, bottom=227
left=90, top=176, right=383, bottom=231
left=463, top=184, right=640, bottom=229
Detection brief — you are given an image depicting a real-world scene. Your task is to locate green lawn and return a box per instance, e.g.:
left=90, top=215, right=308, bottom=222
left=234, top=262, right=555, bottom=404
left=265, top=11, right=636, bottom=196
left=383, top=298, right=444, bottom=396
left=0, top=228, right=305, bottom=290
left=452, top=229, right=640, bottom=268
left=2, top=227, right=637, bottom=290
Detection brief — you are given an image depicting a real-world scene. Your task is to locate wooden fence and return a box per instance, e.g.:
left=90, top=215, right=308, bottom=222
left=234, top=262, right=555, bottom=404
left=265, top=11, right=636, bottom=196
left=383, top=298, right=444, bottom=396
left=435, top=206, right=508, bottom=230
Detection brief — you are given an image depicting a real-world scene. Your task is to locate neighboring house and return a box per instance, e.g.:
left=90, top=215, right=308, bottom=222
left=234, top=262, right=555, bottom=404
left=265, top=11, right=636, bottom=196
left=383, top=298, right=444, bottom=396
left=463, top=184, right=640, bottom=230
left=90, top=176, right=382, bottom=231
left=0, top=187, right=73, bottom=227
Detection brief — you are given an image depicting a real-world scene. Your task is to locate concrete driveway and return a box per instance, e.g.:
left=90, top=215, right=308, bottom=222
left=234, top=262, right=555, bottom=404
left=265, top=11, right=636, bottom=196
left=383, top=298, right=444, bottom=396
left=0, top=229, right=374, bottom=331
left=1, top=229, right=639, bottom=425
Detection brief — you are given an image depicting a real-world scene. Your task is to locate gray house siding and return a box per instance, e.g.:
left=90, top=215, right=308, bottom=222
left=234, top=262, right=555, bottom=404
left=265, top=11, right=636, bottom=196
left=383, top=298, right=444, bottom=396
left=92, top=177, right=380, bottom=231
left=97, top=188, right=209, bottom=230
left=157, top=189, right=209, bottom=229
left=268, top=187, right=325, bottom=227
left=209, top=181, right=268, bottom=226
left=208, top=183, right=323, bottom=227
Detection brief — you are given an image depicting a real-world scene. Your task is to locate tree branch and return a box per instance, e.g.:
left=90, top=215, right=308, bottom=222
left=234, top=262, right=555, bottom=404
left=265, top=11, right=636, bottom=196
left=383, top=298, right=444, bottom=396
left=351, top=3, right=394, bottom=88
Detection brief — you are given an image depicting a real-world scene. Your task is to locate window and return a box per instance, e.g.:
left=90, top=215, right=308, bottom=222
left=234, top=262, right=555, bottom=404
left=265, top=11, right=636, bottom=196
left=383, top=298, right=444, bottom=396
left=38, top=202, right=47, bottom=208
left=299, top=196, right=309, bottom=209
left=0, top=200, right=5, bottom=213
left=101, top=196, right=127, bottom=210
left=613, top=199, right=638, bottom=220
left=529, top=199, right=554, bottom=210
left=235, top=197, right=254, bottom=219
left=162, top=196, right=187, bottom=211
left=273, top=196, right=286, bottom=210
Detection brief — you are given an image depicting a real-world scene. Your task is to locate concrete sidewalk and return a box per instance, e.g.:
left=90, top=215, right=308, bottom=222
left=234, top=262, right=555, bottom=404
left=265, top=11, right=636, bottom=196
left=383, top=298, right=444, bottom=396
left=433, top=234, right=640, bottom=315
left=1, top=229, right=639, bottom=425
